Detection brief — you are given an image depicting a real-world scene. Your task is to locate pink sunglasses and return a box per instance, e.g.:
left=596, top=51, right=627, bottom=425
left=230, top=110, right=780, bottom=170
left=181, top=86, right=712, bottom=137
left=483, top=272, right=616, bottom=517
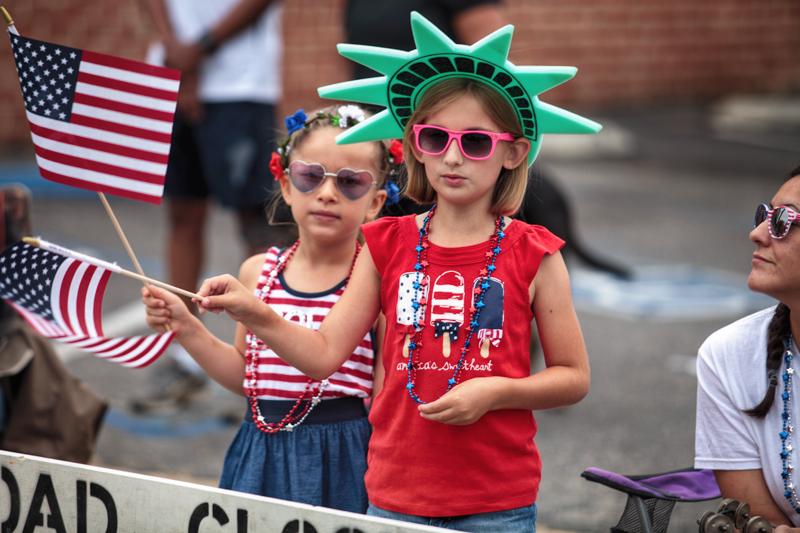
left=412, top=124, right=516, bottom=161
left=754, top=203, right=800, bottom=240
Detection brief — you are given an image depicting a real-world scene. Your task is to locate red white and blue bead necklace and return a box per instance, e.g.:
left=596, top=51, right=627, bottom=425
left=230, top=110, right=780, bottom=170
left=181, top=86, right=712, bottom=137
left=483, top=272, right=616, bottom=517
left=780, top=337, right=800, bottom=513
left=244, top=240, right=360, bottom=433
left=405, top=204, right=506, bottom=404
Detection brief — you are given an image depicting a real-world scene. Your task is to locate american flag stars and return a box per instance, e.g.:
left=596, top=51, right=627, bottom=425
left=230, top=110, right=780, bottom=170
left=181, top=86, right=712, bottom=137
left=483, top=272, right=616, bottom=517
left=10, top=34, right=81, bottom=122
left=0, top=244, right=61, bottom=321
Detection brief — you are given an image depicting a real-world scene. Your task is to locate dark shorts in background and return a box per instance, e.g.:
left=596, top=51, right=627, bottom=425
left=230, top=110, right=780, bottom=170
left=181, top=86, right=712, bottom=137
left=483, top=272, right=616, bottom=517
left=165, top=102, right=277, bottom=210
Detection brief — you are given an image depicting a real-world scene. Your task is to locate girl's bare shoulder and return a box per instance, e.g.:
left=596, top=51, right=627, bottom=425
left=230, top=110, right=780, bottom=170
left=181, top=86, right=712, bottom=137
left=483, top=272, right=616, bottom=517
left=239, top=252, right=270, bottom=289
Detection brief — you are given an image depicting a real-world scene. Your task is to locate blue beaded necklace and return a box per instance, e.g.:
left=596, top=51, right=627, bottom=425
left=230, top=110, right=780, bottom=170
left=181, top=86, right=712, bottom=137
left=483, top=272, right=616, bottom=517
left=405, top=204, right=506, bottom=404
left=780, top=337, right=800, bottom=513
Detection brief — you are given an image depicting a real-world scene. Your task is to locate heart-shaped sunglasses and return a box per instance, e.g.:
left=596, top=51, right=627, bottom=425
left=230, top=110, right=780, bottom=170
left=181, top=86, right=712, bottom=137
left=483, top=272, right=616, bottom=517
left=286, top=160, right=377, bottom=201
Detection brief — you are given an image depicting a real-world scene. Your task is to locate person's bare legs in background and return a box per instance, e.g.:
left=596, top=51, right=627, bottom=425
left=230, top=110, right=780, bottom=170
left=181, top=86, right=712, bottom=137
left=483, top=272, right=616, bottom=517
left=133, top=0, right=286, bottom=411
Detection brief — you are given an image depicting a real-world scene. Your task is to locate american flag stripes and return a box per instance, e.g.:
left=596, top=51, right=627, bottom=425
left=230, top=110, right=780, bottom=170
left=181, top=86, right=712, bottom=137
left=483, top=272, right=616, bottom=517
left=7, top=31, right=180, bottom=204
left=477, top=328, right=503, bottom=348
left=0, top=243, right=174, bottom=368
left=246, top=247, right=374, bottom=399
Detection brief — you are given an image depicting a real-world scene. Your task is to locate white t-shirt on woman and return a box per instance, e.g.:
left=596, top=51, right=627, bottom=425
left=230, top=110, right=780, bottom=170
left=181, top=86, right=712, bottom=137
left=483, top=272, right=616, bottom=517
left=695, top=305, right=800, bottom=526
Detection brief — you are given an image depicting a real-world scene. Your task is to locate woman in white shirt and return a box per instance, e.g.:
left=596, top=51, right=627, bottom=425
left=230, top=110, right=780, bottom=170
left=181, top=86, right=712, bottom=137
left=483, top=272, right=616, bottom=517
left=695, top=164, right=800, bottom=531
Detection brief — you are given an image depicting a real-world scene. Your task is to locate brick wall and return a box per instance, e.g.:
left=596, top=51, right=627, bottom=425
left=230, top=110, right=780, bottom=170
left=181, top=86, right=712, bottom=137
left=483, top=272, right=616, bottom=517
left=0, top=0, right=153, bottom=152
left=500, top=1, right=800, bottom=106
left=1, top=0, right=799, bottom=148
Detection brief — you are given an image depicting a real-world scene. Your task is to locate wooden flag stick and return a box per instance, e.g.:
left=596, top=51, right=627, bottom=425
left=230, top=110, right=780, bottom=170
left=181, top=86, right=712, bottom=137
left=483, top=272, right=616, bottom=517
left=94, top=193, right=177, bottom=328
left=24, top=237, right=203, bottom=301
left=97, top=192, right=148, bottom=280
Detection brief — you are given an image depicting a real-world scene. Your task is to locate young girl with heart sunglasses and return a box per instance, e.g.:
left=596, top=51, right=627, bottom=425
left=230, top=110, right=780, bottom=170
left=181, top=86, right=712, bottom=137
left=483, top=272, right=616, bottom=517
left=142, top=104, right=397, bottom=513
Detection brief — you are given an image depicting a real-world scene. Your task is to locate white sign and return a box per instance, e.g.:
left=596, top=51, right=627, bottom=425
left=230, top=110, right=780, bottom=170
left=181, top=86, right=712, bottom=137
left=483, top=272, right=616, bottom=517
left=0, top=451, right=449, bottom=533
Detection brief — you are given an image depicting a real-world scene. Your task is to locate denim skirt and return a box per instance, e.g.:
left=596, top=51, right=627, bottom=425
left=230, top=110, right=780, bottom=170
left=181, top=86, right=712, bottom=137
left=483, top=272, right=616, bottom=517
left=219, top=397, right=370, bottom=514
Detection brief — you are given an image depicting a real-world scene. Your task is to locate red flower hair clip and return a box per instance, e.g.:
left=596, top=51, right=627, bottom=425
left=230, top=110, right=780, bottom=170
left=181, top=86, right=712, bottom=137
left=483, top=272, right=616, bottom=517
left=389, top=139, right=404, bottom=165
left=269, top=151, right=284, bottom=181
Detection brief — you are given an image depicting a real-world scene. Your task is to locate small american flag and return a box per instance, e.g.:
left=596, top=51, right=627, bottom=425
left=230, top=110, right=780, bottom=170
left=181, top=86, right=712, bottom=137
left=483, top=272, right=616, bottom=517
left=7, top=31, right=179, bottom=204
left=477, top=328, right=503, bottom=348
left=0, top=242, right=174, bottom=368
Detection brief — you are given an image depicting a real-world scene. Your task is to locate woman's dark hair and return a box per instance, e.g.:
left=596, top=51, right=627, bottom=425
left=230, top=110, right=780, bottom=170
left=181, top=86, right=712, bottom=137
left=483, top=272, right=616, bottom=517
left=745, top=303, right=790, bottom=417
left=745, top=163, right=800, bottom=417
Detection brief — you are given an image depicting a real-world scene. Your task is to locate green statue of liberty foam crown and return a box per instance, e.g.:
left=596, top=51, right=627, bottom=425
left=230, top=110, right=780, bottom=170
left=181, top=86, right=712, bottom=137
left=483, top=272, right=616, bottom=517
left=318, top=11, right=601, bottom=165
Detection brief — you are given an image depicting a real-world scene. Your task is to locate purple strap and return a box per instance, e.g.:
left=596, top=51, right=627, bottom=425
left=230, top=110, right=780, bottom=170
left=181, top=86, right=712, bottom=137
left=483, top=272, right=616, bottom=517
left=582, top=467, right=720, bottom=502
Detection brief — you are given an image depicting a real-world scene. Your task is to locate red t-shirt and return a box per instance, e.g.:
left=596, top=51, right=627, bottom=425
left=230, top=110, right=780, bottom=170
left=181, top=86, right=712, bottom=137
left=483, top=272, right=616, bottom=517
left=362, top=214, right=564, bottom=516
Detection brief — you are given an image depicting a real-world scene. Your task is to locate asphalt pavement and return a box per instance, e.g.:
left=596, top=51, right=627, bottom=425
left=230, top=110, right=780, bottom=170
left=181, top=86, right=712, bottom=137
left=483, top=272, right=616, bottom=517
left=2, top=99, right=799, bottom=532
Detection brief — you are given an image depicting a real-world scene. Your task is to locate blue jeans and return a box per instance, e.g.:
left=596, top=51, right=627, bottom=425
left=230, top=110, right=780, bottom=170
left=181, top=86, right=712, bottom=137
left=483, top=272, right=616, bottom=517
left=367, top=502, right=537, bottom=533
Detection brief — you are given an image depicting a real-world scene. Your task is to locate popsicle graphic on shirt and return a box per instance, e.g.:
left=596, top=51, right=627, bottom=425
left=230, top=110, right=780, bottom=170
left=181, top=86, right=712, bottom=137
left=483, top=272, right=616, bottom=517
left=430, top=270, right=465, bottom=358
left=472, top=277, right=505, bottom=358
left=396, top=272, right=428, bottom=357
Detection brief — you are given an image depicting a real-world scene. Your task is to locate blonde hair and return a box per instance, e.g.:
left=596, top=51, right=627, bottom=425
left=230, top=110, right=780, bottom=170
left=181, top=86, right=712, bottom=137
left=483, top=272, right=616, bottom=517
left=402, top=79, right=529, bottom=216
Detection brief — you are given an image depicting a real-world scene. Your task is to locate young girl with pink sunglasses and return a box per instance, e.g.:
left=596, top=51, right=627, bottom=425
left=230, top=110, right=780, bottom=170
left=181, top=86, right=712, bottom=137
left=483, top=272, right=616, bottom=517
left=191, top=12, right=599, bottom=532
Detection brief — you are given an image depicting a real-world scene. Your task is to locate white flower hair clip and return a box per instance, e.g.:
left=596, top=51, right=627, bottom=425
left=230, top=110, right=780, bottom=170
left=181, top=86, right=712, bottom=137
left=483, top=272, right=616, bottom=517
left=337, top=105, right=367, bottom=129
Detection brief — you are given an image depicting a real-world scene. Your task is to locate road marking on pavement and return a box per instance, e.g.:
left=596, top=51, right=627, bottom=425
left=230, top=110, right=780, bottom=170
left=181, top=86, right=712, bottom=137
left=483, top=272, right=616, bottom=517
left=572, top=264, right=774, bottom=321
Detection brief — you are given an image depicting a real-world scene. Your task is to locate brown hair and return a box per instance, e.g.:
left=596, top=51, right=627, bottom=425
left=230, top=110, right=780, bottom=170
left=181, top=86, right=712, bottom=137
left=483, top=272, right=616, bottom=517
left=267, top=105, right=397, bottom=226
left=281, top=105, right=389, bottom=187
left=402, top=78, right=529, bottom=216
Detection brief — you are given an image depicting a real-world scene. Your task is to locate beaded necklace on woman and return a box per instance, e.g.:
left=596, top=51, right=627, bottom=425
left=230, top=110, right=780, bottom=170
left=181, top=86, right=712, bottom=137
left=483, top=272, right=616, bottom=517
left=404, top=204, right=506, bottom=404
left=780, top=336, right=800, bottom=513
left=244, top=240, right=361, bottom=433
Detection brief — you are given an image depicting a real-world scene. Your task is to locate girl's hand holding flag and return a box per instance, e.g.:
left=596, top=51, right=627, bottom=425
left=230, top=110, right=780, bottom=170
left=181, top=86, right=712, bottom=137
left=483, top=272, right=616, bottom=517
left=142, top=285, right=200, bottom=336
left=195, top=273, right=260, bottom=322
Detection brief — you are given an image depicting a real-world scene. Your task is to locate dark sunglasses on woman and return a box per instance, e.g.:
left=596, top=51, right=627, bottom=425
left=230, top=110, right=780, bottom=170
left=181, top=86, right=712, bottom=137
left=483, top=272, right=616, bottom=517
left=287, top=160, right=377, bottom=201
left=754, top=203, right=800, bottom=240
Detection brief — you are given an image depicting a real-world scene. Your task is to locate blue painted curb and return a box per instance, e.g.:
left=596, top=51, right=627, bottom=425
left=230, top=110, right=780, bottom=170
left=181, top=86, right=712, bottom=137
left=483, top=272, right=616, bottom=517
left=0, top=162, right=94, bottom=198
left=104, top=408, right=232, bottom=438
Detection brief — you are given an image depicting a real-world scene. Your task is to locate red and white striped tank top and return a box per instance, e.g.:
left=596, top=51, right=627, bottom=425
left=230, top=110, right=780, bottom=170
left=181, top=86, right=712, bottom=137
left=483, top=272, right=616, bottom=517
left=243, top=246, right=374, bottom=400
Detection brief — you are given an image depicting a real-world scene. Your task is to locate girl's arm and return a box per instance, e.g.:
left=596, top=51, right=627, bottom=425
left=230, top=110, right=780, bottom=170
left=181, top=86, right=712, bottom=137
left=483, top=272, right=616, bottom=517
left=715, top=469, right=790, bottom=527
left=419, top=251, right=590, bottom=425
left=144, top=285, right=245, bottom=393
left=197, top=245, right=382, bottom=380
left=372, top=313, right=387, bottom=398
left=142, top=255, right=265, bottom=394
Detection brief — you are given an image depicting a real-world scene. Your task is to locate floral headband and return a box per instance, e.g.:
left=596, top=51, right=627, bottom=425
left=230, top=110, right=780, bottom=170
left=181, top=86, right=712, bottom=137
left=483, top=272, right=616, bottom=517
left=269, top=105, right=403, bottom=205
